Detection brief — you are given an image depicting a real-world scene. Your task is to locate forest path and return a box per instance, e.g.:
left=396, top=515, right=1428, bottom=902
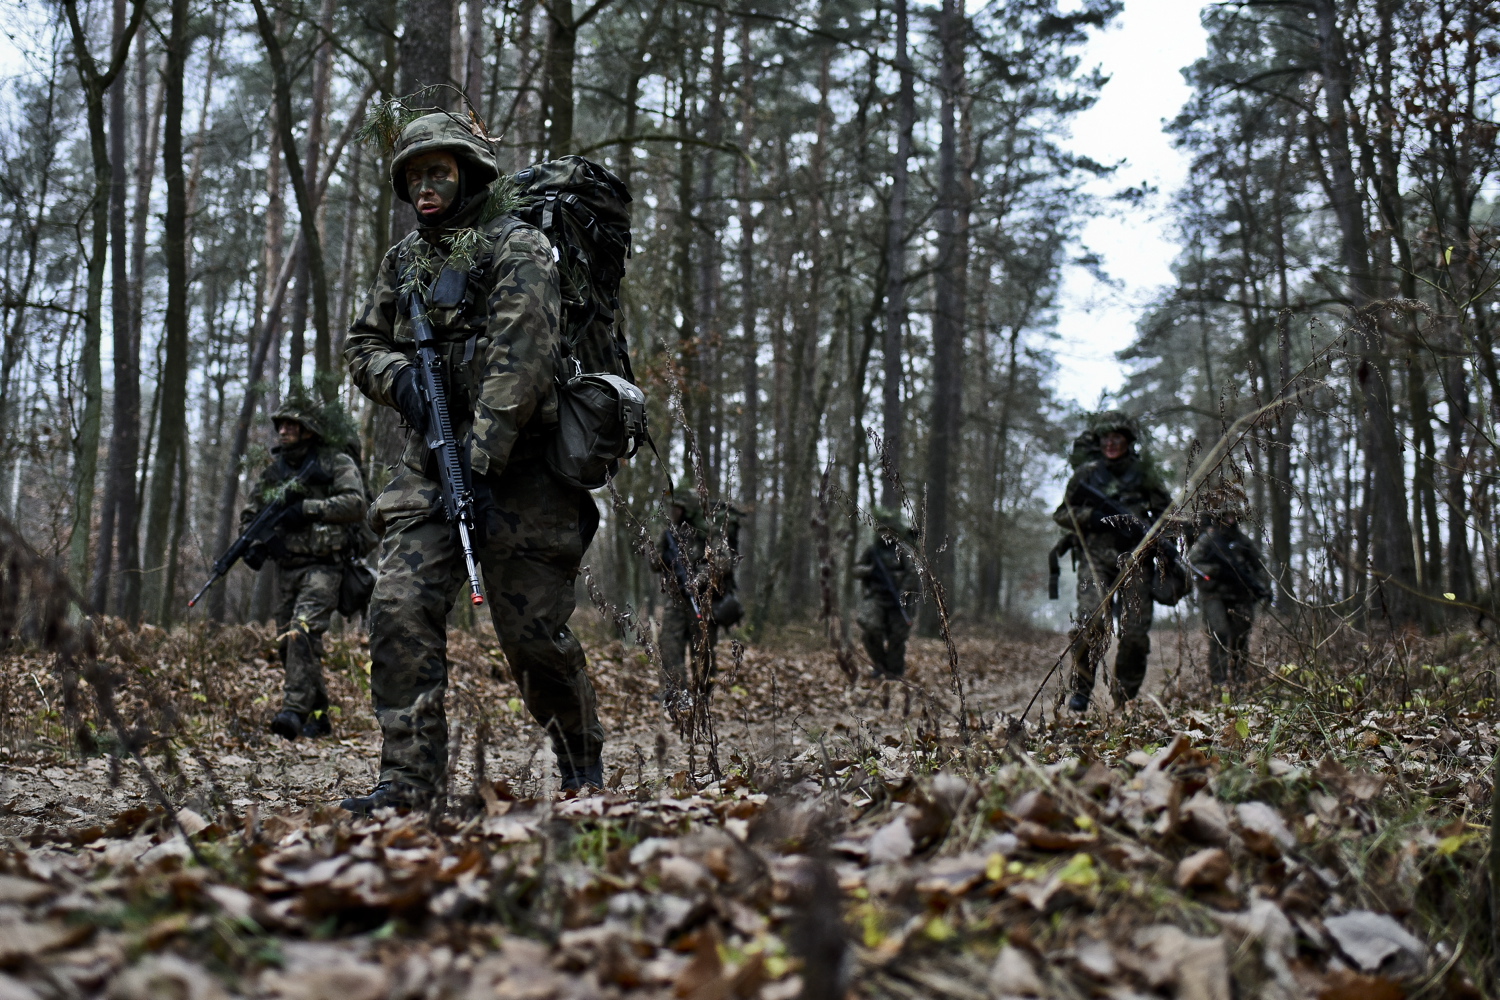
left=0, top=621, right=1201, bottom=835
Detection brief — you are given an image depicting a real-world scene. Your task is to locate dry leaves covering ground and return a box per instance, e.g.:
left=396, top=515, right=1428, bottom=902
left=0, top=610, right=1494, bottom=1000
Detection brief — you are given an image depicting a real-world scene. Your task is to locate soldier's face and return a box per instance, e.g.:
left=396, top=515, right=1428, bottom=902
left=276, top=421, right=305, bottom=446
left=1101, top=432, right=1128, bottom=460
left=406, top=152, right=460, bottom=218
left=670, top=504, right=686, bottom=525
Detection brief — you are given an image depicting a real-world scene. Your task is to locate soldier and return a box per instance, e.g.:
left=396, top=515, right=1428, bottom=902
left=654, top=484, right=739, bottom=700
left=1053, top=411, right=1172, bottom=712
left=241, top=399, right=367, bottom=740
left=1187, top=500, right=1271, bottom=688
left=853, top=508, right=919, bottom=680
left=340, top=112, right=604, bottom=814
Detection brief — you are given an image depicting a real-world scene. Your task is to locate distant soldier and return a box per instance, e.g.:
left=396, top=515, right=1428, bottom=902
left=853, top=508, right=919, bottom=680
left=1053, top=411, right=1172, bottom=711
left=1188, top=500, right=1271, bottom=688
left=241, top=399, right=367, bottom=740
left=655, top=484, right=741, bottom=699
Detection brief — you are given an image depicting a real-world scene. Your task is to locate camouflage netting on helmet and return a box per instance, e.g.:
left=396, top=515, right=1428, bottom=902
left=1088, top=409, right=1140, bottom=441
left=271, top=395, right=359, bottom=451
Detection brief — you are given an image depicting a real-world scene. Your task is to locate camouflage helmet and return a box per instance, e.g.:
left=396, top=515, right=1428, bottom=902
left=389, top=112, right=499, bottom=206
left=271, top=397, right=327, bottom=440
left=1089, top=409, right=1140, bottom=442
left=668, top=481, right=704, bottom=518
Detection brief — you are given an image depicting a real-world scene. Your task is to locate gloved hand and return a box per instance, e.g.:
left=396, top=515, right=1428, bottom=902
left=279, top=499, right=310, bottom=530
left=392, top=366, right=428, bottom=434
left=468, top=475, right=496, bottom=545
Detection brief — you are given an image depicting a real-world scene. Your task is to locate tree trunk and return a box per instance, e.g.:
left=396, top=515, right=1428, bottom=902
left=394, top=0, right=455, bottom=236
left=254, top=0, right=333, bottom=405
left=1310, top=0, right=1420, bottom=627
left=542, top=0, right=575, bottom=155
left=61, top=0, right=144, bottom=599
left=141, top=0, right=190, bottom=623
left=880, top=0, right=913, bottom=510
left=464, top=0, right=486, bottom=111
left=91, top=0, right=134, bottom=615
left=735, top=15, right=757, bottom=597
left=919, top=0, right=967, bottom=637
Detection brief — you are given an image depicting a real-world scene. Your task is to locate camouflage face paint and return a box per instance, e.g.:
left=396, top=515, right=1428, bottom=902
left=406, top=151, right=460, bottom=219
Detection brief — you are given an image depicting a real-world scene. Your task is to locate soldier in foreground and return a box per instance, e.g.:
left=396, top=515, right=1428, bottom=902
left=1053, top=411, right=1172, bottom=711
left=1188, top=500, right=1271, bottom=688
left=241, top=400, right=367, bottom=740
left=853, top=508, right=919, bottom=680
left=341, top=114, right=604, bottom=814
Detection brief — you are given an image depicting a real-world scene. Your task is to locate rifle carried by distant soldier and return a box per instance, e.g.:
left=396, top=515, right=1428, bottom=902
left=188, top=453, right=320, bottom=608
left=662, top=525, right=702, bottom=622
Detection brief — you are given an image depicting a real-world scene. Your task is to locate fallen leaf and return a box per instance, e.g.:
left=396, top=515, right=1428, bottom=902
left=866, top=817, right=915, bottom=863
left=1175, top=848, right=1231, bottom=891
left=1235, top=801, right=1296, bottom=857
left=0, top=973, right=41, bottom=1000
left=0, top=920, right=92, bottom=966
left=0, top=875, right=53, bottom=905
left=1128, top=925, right=1231, bottom=1000
left=1012, top=819, right=1096, bottom=851
left=988, top=945, right=1045, bottom=998
left=109, top=955, right=229, bottom=1000
left=1316, top=968, right=1406, bottom=1000
left=1324, top=910, right=1426, bottom=976
left=1315, top=756, right=1386, bottom=802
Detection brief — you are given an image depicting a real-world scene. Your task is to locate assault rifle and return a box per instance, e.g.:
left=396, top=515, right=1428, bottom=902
left=870, top=542, right=913, bottom=626
left=1069, top=478, right=1210, bottom=585
left=1047, top=535, right=1075, bottom=600
left=188, top=454, right=319, bottom=608
left=1197, top=531, right=1272, bottom=601
left=404, top=273, right=485, bottom=607
left=662, top=527, right=702, bottom=621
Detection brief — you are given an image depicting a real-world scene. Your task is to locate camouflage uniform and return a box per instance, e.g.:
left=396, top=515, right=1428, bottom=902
left=853, top=516, right=918, bottom=679
left=240, top=411, right=366, bottom=726
left=1053, top=413, right=1172, bottom=705
left=655, top=489, right=734, bottom=693
left=345, top=113, right=602, bottom=799
left=1188, top=519, right=1270, bottom=687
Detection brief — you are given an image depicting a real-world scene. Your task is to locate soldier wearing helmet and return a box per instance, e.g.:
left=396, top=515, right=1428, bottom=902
left=1187, top=490, right=1271, bottom=688
left=342, top=112, right=605, bottom=813
left=1052, top=410, right=1172, bottom=711
left=240, top=397, right=367, bottom=740
left=853, top=507, right=920, bottom=680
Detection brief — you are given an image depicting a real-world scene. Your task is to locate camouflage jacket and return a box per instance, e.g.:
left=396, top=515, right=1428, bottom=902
left=1188, top=524, right=1271, bottom=601
left=240, top=443, right=366, bottom=563
left=854, top=540, right=918, bottom=605
left=344, top=206, right=562, bottom=481
left=1053, top=455, right=1172, bottom=546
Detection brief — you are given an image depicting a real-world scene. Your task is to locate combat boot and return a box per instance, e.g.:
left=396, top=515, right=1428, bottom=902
left=301, top=710, right=332, bottom=739
left=560, top=760, right=604, bottom=792
left=269, top=710, right=302, bottom=741
left=339, top=781, right=428, bottom=816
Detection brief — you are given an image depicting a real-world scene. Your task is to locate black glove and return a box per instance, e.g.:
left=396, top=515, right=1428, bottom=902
left=278, top=499, right=310, bottom=530
left=393, top=366, right=428, bottom=434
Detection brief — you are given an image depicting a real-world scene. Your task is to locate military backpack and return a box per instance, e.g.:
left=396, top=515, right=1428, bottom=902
left=512, top=156, right=648, bottom=490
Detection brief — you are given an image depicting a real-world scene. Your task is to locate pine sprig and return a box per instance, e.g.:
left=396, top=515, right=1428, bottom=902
left=356, top=99, right=426, bottom=153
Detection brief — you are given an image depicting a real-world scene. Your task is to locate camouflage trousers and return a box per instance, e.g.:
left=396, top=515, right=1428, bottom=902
left=857, top=599, right=911, bottom=678
left=273, top=561, right=341, bottom=717
left=1202, top=596, right=1255, bottom=687
left=659, top=595, right=717, bottom=692
left=1069, top=542, right=1154, bottom=703
left=367, top=460, right=603, bottom=793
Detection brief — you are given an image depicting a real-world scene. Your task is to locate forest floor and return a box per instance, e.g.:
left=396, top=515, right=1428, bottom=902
left=0, top=613, right=1494, bottom=999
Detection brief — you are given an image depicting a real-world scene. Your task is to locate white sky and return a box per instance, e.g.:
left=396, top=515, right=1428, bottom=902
left=1051, top=0, right=1208, bottom=408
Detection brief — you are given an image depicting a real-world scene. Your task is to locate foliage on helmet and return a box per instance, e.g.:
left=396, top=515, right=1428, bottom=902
left=1089, top=409, right=1140, bottom=441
